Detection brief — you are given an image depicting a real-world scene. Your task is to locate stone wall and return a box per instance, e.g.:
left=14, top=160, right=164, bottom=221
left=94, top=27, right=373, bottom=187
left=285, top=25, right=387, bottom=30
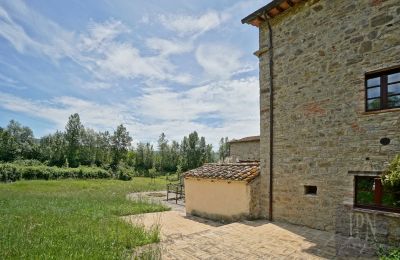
left=336, top=204, right=400, bottom=247
left=255, top=0, right=400, bottom=243
left=229, top=140, right=260, bottom=162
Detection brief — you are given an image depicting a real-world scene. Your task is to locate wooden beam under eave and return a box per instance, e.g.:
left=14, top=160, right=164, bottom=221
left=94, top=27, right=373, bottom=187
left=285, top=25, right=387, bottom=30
left=287, top=0, right=295, bottom=7
left=279, top=1, right=291, bottom=10
left=249, top=17, right=265, bottom=27
left=269, top=8, right=281, bottom=17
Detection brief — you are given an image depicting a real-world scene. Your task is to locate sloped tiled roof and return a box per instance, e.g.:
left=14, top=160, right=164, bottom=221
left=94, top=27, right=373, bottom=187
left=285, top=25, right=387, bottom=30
left=184, top=163, right=260, bottom=183
left=229, top=135, right=260, bottom=143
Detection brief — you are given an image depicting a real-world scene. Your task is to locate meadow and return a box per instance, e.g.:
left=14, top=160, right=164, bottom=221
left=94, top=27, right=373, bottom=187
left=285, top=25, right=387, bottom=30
left=0, top=178, right=169, bottom=259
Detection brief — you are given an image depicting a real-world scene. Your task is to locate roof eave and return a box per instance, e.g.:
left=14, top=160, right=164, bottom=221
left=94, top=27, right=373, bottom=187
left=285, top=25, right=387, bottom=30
left=241, top=0, right=304, bottom=27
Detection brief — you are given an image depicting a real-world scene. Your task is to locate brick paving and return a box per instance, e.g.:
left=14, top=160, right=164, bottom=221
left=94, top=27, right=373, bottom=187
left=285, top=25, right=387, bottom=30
left=124, top=210, right=378, bottom=259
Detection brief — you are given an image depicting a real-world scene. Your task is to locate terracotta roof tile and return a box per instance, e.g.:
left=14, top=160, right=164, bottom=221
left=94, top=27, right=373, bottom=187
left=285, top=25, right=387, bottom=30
left=183, top=163, right=260, bottom=182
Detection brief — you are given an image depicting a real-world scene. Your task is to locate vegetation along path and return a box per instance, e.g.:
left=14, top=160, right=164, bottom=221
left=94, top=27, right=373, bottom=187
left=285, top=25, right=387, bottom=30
left=0, top=178, right=169, bottom=259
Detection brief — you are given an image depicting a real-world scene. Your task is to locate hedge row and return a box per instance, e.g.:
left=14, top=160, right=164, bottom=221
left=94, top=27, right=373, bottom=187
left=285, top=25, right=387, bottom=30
left=0, top=164, right=111, bottom=182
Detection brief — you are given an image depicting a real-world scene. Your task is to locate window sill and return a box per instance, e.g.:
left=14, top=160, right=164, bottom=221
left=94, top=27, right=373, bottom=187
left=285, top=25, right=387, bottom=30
left=343, top=202, right=400, bottom=217
left=353, top=207, right=400, bottom=218
left=304, top=194, right=318, bottom=198
left=361, top=107, right=400, bottom=115
left=348, top=170, right=382, bottom=176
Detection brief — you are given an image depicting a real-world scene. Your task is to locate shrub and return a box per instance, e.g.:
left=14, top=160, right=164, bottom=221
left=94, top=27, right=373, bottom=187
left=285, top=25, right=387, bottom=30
left=378, top=246, right=400, bottom=260
left=116, top=166, right=134, bottom=181
left=12, top=159, right=44, bottom=166
left=0, top=164, right=111, bottom=182
left=382, top=155, right=400, bottom=191
left=0, top=164, right=20, bottom=182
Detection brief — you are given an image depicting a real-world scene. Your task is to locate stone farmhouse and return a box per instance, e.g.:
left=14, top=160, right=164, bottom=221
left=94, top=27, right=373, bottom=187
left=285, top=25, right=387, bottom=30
left=184, top=0, right=400, bottom=246
left=242, top=0, right=400, bottom=245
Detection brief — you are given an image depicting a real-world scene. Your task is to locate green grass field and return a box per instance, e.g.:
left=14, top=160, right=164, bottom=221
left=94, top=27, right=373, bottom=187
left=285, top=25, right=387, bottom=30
left=0, top=178, right=170, bottom=259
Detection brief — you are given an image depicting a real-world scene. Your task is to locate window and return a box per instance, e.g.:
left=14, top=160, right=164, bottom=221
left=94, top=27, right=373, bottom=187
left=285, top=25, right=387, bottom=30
left=354, top=176, right=400, bottom=213
left=304, top=185, right=317, bottom=195
left=366, top=67, right=400, bottom=111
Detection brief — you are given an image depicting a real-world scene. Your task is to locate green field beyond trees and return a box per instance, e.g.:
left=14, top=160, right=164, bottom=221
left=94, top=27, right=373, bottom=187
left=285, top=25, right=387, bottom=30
left=0, top=178, right=168, bottom=259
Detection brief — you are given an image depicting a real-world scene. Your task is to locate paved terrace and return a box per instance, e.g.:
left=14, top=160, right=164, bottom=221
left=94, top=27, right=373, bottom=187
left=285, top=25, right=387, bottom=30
left=125, top=192, right=377, bottom=259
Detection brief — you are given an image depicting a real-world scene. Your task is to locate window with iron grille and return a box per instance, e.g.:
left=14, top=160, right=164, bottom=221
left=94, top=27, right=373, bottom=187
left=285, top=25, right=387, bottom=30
left=354, top=176, right=400, bottom=213
left=366, top=67, right=400, bottom=111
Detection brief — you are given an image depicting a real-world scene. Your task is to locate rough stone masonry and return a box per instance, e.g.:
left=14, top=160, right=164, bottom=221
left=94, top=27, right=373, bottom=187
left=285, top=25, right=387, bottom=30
left=252, top=0, right=400, bottom=246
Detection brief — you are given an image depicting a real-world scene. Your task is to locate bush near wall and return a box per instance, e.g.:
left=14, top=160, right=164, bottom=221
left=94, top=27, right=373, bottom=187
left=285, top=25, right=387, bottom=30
left=0, top=164, right=112, bottom=182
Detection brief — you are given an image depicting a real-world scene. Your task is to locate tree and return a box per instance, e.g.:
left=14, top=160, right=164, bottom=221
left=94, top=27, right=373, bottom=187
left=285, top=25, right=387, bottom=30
left=95, top=131, right=111, bottom=167
left=65, top=113, right=83, bottom=167
left=219, top=137, right=230, bottom=162
left=205, top=144, right=214, bottom=163
left=135, top=142, right=145, bottom=170
left=157, top=133, right=168, bottom=172
left=80, top=128, right=97, bottom=166
left=40, top=131, right=67, bottom=166
left=143, top=143, right=154, bottom=170
left=0, top=120, right=36, bottom=162
left=111, top=124, right=132, bottom=167
left=168, top=140, right=180, bottom=171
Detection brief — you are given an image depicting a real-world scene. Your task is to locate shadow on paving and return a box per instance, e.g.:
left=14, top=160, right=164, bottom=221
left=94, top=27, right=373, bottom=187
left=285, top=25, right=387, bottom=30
left=126, top=192, right=379, bottom=259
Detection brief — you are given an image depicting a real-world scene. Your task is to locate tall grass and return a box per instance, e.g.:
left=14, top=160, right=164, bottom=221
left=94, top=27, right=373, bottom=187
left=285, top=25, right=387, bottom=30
left=0, top=178, right=169, bottom=259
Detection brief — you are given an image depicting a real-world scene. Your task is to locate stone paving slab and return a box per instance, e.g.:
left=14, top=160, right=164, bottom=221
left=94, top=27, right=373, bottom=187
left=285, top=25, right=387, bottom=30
left=125, top=210, right=378, bottom=259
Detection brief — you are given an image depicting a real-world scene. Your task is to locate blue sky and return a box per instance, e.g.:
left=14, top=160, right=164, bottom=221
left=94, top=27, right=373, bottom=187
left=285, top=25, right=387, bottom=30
left=0, top=0, right=265, bottom=147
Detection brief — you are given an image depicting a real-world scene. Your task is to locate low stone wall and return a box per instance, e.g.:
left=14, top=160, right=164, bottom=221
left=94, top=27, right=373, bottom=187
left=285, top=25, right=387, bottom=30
left=336, top=203, right=400, bottom=247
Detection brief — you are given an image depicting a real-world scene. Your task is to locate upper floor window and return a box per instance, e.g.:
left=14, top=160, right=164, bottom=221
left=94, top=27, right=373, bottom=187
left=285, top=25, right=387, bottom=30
left=366, top=67, right=400, bottom=111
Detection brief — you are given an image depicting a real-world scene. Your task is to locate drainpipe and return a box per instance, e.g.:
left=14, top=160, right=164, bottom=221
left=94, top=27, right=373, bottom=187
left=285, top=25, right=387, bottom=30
left=267, top=19, right=274, bottom=222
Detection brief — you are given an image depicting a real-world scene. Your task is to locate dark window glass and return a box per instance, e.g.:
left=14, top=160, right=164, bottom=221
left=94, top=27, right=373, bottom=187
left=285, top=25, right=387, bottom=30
left=388, top=83, right=400, bottom=96
left=367, top=87, right=380, bottom=99
left=388, top=72, right=400, bottom=83
left=367, top=99, right=380, bottom=110
left=367, top=77, right=380, bottom=87
left=388, top=95, right=400, bottom=107
left=366, top=67, right=400, bottom=111
left=355, top=176, right=400, bottom=213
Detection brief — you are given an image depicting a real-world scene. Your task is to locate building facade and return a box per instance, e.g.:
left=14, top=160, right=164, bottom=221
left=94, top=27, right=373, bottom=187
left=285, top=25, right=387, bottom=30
left=243, top=0, right=400, bottom=245
left=229, top=136, right=260, bottom=162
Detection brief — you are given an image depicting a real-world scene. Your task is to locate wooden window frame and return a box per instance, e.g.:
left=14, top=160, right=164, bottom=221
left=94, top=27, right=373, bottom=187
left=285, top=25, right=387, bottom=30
left=354, top=176, right=400, bottom=213
left=365, top=66, right=400, bottom=112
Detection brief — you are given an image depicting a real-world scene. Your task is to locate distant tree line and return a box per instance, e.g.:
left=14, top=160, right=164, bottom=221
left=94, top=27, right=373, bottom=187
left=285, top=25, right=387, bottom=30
left=0, top=113, right=218, bottom=175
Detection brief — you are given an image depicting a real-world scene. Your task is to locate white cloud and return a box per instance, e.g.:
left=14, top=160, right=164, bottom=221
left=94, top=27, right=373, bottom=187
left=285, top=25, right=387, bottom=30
left=79, top=19, right=129, bottom=53
left=195, top=43, right=252, bottom=80
left=0, top=92, right=131, bottom=131
left=81, top=81, right=113, bottom=90
left=146, top=37, right=193, bottom=56
left=0, top=76, right=259, bottom=147
left=133, top=76, right=260, bottom=145
left=0, top=2, right=193, bottom=86
left=158, top=10, right=225, bottom=37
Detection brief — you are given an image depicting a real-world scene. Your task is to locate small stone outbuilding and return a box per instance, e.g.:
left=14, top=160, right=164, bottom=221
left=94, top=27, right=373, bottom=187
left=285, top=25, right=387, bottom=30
left=229, top=136, right=260, bottom=162
left=184, top=163, right=260, bottom=222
